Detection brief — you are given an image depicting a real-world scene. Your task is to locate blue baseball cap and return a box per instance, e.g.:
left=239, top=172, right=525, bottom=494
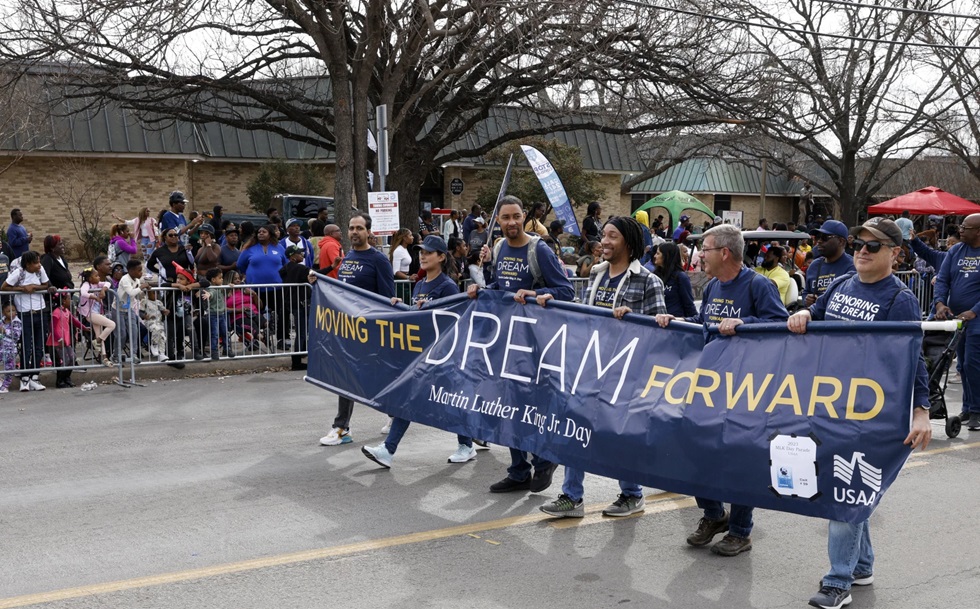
left=417, top=234, right=448, bottom=254
left=811, top=219, right=848, bottom=238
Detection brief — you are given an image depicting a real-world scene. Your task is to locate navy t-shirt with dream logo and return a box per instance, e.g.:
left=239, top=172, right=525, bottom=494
left=411, top=272, right=458, bottom=307
left=336, top=247, right=396, bottom=298
left=593, top=272, right=624, bottom=309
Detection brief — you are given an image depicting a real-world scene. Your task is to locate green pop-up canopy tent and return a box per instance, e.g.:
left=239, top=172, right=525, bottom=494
left=633, top=190, right=716, bottom=229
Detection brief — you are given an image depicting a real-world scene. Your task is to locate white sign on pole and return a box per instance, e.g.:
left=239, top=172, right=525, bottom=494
left=368, top=191, right=400, bottom=236
left=722, top=210, right=743, bottom=229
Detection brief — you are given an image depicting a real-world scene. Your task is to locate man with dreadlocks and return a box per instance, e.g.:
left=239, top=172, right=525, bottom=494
left=536, top=216, right=667, bottom=519
left=657, top=223, right=788, bottom=557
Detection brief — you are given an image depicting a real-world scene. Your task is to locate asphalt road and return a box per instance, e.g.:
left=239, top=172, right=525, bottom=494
left=1, top=371, right=978, bottom=609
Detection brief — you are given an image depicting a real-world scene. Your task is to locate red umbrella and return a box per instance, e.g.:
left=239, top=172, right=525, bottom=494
left=868, top=186, right=980, bottom=216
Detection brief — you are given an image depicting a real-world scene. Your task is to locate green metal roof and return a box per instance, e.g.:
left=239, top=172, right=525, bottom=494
left=630, top=157, right=797, bottom=196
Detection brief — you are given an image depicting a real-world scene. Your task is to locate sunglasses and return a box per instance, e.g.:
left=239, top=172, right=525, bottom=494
left=852, top=238, right=890, bottom=254
left=815, top=234, right=838, bottom=242
left=165, top=232, right=178, bottom=237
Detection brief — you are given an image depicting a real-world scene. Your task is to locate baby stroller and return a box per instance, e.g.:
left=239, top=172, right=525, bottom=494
left=923, top=326, right=965, bottom=438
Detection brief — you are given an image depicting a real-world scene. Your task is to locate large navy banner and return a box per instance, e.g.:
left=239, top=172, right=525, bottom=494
left=306, top=276, right=923, bottom=523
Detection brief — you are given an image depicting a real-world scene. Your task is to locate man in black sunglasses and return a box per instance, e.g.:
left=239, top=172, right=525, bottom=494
left=934, top=213, right=980, bottom=429
left=804, top=220, right=855, bottom=307
left=789, top=217, right=931, bottom=609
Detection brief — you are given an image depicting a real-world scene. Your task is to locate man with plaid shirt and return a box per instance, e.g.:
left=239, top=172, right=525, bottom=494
left=538, top=216, right=667, bottom=518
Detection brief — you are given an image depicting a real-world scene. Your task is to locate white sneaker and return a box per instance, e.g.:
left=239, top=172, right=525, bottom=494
left=28, top=378, right=46, bottom=391
left=19, top=378, right=29, bottom=392
left=157, top=353, right=169, bottom=362
left=361, top=444, right=393, bottom=468
left=448, top=444, right=478, bottom=464
left=0, top=387, right=8, bottom=393
left=319, top=427, right=352, bottom=446
left=381, top=416, right=393, bottom=435
left=149, top=345, right=159, bottom=357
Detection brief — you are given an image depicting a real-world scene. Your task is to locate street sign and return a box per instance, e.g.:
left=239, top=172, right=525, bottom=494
left=368, top=191, right=400, bottom=236
left=450, top=178, right=464, bottom=196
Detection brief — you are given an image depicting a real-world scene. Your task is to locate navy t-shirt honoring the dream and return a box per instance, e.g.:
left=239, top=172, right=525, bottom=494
left=336, top=247, right=396, bottom=298
left=411, top=272, right=459, bottom=307
left=809, top=271, right=928, bottom=406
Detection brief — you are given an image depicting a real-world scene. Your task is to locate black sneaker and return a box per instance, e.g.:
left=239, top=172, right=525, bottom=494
left=686, top=511, right=729, bottom=546
left=969, top=413, right=980, bottom=431
left=529, top=463, right=558, bottom=492
left=852, top=572, right=873, bottom=586
left=489, top=476, right=531, bottom=493
left=808, top=585, right=852, bottom=609
left=539, top=494, right=584, bottom=518
left=710, top=533, right=752, bottom=556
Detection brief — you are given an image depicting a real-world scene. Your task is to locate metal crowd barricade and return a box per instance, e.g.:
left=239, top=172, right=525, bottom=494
left=893, top=270, right=933, bottom=319
left=0, top=281, right=314, bottom=389
left=0, top=287, right=122, bottom=388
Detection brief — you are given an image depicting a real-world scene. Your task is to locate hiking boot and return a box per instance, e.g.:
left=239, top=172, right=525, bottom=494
left=602, top=494, right=645, bottom=517
left=529, top=463, right=558, bottom=492
left=686, top=512, right=729, bottom=546
left=710, top=534, right=752, bottom=556
left=808, top=585, right=852, bottom=609
left=361, top=444, right=393, bottom=469
left=539, top=494, right=584, bottom=518
left=320, top=427, right=353, bottom=446
left=447, top=444, right=477, bottom=464
left=489, top=476, right=531, bottom=493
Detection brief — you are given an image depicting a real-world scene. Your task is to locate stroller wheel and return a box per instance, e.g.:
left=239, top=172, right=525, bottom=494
left=946, top=415, right=962, bottom=439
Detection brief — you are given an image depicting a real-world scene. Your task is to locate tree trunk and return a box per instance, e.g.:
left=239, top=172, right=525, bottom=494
left=329, top=70, right=355, bottom=249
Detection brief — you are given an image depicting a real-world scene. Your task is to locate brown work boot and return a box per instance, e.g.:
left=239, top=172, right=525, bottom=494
left=710, top=534, right=752, bottom=556
left=686, top=511, right=729, bottom=546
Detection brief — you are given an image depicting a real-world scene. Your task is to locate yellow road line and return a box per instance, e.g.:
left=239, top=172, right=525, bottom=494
left=0, top=491, right=692, bottom=608
left=910, top=440, right=980, bottom=458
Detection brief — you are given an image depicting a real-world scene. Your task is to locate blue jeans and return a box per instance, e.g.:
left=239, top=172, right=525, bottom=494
left=957, top=325, right=980, bottom=414
left=384, top=417, right=471, bottom=454
left=209, top=313, right=228, bottom=354
left=823, top=519, right=874, bottom=590
left=561, top=467, right=642, bottom=502
left=507, top=449, right=554, bottom=482
left=696, top=497, right=754, bottom=538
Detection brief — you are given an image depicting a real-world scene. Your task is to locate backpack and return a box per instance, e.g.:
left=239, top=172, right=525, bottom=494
left=107, top=240, right=118, bottom=264
left=492, top=234, right=544, bottom=289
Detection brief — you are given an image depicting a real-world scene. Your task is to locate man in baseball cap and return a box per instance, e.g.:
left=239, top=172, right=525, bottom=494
left=804, top=219, right=855, bottom=307
left=849, top=217, right=902, bottom=247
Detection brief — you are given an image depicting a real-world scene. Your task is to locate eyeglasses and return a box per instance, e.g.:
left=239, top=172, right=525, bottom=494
left=700, top=246, right=727, bottom=253
left=852, top=238, right=890, bottom=253
left=959, top=225, right=980, bottom=232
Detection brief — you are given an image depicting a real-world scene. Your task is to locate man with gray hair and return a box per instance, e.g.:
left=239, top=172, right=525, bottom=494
left=656, top=223, right=789, bottom=556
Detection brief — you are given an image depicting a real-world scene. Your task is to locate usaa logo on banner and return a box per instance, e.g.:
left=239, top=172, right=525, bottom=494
left=832, top=452, right=882, bottom=507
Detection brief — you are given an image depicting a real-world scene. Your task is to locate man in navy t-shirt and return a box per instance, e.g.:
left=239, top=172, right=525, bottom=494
left=320, top=213, right=396, bottom=447
left=934, top=212, right=980, bottom=429
left=467, top=195, right=574, bottom=494
left=657, top=224, right=788, bottom=558
left=804, top=220, right=855, bottom=307
left=789, top=217, right=931, bottom=609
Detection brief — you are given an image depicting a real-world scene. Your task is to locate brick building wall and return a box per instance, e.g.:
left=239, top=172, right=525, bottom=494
left=0, top=156, right=338, bottom=257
